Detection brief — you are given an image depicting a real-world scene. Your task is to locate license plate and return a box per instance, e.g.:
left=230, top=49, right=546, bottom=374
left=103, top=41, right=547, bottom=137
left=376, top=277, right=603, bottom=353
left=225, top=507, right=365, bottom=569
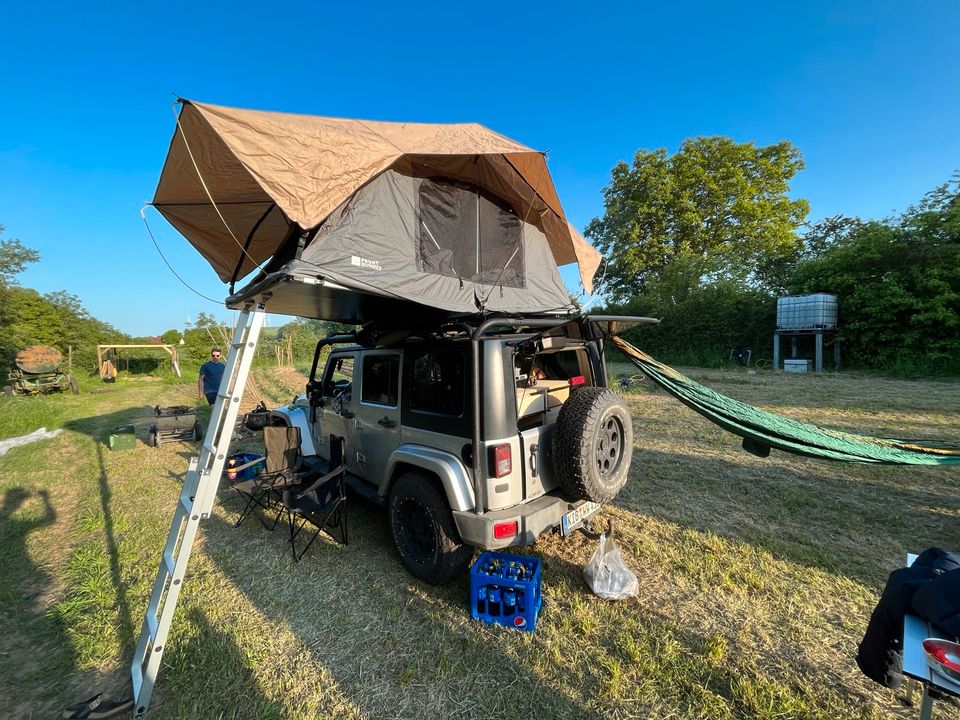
left=560, top=501, right=600, bottom=536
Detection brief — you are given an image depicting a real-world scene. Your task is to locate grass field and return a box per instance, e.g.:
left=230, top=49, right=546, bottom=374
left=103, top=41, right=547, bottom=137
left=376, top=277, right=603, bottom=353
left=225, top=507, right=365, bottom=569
left=1, top=362, right=958, bottom=719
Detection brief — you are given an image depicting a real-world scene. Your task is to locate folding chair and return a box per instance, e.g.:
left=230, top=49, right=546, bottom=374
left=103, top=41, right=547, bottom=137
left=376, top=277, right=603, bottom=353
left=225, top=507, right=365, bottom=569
left=229, top=426, right=304, bottom=530
left=282, top=435, right=348, bottom=561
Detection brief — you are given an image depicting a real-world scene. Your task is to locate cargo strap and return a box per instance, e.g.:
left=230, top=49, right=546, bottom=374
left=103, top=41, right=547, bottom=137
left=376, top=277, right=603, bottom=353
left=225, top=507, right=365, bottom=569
left=611, top=335, right=960, bottom=465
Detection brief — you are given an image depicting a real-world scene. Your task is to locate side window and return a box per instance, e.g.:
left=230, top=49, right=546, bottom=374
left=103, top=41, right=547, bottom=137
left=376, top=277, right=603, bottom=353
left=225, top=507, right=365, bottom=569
left=361, top=354, right=400, bottom=407
left=323, top=355, right=355, bottom=396
left=410, top=350, right=465, bottom=417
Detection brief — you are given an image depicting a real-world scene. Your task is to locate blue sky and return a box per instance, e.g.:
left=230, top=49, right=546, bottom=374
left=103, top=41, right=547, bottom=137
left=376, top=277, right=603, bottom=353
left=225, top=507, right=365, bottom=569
left=1, top=1, right=958, bottom=336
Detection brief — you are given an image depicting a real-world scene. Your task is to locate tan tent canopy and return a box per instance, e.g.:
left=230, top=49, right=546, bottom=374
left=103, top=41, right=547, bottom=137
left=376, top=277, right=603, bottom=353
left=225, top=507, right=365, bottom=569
left=153, top=100, right=601, bottom=294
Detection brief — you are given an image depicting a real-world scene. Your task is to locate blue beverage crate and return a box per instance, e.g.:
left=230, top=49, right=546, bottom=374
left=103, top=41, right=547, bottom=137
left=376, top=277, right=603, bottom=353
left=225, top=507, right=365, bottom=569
left=224, top=452, right=265, bottom=481
left=470, top=551, right=542, bottom=632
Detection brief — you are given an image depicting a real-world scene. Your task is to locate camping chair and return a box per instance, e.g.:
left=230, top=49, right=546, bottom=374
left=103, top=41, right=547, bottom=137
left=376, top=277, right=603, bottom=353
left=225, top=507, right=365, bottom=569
left=229, top=425, right=304, bottom=530
left=282, top=435, right=348, bottom=561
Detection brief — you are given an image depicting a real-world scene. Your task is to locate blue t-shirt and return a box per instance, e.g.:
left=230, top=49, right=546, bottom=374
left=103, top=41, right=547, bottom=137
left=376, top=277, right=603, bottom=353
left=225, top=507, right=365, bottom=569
left=200, top=359, right=226, bottom=395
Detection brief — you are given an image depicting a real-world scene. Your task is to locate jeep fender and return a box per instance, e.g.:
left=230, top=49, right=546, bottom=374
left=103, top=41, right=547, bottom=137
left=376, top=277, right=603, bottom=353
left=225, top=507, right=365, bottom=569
left=385, top=445, right=475, bottom=512
left=268, top=405, right=316, bottom=457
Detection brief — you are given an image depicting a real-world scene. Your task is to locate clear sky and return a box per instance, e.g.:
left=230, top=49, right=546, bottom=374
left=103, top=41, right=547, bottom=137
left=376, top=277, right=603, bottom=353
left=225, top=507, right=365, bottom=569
left=1, top=1, right=958, bottom=336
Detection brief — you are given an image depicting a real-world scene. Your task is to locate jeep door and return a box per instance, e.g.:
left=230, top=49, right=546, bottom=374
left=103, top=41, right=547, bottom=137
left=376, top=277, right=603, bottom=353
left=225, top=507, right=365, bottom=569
left=315, top=352, right=358, bottom=469
left=354, top=350, right=402, bottom=485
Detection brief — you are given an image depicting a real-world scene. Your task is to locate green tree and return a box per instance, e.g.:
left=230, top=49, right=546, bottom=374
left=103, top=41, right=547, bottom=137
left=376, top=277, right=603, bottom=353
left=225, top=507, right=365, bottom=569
left=160, top=328, right=182, bottom=344
left=0, top=226, right=40, bottom=285
left=585, top=138, right=808, bottom=302
left=787, top=176, right=960, bottom=373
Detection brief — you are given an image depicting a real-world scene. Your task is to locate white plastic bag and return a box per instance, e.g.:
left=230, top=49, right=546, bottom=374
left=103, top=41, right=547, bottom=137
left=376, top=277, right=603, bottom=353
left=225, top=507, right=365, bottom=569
left=583, top=533, right=638, bottom=600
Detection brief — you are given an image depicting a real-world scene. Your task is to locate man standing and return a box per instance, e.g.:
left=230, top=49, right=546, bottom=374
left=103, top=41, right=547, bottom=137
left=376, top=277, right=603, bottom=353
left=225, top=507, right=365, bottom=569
left=198, top=348, right=226, bottom=405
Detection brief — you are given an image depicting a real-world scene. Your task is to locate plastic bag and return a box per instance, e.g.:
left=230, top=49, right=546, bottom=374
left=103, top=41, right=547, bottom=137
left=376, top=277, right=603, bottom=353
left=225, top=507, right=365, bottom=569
left=583, top=533, right=638, bottom=600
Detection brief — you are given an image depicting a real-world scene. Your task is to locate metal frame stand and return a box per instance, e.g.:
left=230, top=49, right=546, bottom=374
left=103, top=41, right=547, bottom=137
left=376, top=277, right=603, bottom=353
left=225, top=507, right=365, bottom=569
left=773, top=329, right=840, bottom=373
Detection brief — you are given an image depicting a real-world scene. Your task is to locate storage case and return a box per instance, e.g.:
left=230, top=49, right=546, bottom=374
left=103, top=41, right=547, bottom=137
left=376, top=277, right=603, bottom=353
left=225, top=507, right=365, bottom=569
left=108, top=424, right=136, bottom=450
left=470, top=551, right=543, bottom=632
left=224, top=452, right=265, bottom=481
left=784, top=359, right=813, bottom=373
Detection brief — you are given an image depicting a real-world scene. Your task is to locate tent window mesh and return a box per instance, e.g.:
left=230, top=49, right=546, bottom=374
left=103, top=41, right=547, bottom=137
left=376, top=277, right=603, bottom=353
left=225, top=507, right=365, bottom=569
left=417, top=179, right=525, bottom=288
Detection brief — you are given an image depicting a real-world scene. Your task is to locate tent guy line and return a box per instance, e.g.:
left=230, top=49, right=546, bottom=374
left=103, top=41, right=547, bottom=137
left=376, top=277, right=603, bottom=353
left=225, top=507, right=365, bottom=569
left=141, top=205, right=222, bottom=305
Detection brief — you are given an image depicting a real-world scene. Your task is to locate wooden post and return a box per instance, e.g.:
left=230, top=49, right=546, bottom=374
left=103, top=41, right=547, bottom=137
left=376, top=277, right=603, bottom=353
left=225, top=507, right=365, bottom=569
left=773, top=334, right=780, bottom=371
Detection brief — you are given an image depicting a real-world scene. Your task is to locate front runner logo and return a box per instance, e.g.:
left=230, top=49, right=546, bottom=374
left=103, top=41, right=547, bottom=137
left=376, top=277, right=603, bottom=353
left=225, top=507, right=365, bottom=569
left=351, top=255, right=382, bottom=272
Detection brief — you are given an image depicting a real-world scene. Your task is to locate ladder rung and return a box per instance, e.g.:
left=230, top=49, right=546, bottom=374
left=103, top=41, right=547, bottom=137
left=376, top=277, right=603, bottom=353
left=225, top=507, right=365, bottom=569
left=216, top=392, right=234, bottom=400
left=202, top=442, right=217, bottom=455
left=147, top=614, right=159, bottom=643
left=179, top=494, right=193, bottom=514
left=162, top=548, right=175, bottom=575
left=132, top=665, right=143, bottom=697
left=231, top=340, right=246, bottom=348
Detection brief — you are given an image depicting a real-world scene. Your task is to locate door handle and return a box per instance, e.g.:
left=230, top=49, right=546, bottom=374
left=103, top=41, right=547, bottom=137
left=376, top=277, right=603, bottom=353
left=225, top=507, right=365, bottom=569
left=378, top=416, right=396, bottom=428
left=529, top=443, right=539, bottom=477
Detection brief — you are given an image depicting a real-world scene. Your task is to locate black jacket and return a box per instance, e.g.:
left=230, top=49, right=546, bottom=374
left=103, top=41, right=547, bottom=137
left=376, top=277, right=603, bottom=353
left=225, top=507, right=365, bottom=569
left=856, top=547, right=960, bottom=688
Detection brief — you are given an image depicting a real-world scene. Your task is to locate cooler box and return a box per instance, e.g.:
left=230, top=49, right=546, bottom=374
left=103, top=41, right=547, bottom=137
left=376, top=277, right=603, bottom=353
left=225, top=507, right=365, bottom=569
left=224, top=452, right=265, bottom=481
left=470, top=551, right=543, bottom=632
left=108, top=424, right=136, bottom=451
left=784, top=359, right=812, bottom=373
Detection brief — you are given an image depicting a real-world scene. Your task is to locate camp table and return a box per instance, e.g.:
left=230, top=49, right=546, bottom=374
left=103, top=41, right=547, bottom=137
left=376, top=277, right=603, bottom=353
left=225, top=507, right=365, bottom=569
left=901, top=553, right=960, bottom=719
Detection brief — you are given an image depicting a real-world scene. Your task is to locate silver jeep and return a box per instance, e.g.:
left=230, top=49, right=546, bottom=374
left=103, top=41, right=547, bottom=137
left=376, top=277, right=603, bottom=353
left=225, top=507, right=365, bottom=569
left=271, top=315, right=652, bottom=584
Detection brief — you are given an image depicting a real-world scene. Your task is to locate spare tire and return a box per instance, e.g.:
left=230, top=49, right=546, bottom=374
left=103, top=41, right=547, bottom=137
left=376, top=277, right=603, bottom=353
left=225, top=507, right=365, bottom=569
left=552, top=387, right=633, bottom=503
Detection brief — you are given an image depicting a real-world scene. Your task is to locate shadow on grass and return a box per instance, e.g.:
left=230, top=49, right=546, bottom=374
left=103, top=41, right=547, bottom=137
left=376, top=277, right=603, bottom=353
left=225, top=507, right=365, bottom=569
left=64, top=405, right=164, bottom=656
left=615, top=445, right=960, bottom=591
left=152, top=606, right=283, bottom=720
left=0, top=485, right=69, bottom=712
left=192, top=503, right=605, bottom=720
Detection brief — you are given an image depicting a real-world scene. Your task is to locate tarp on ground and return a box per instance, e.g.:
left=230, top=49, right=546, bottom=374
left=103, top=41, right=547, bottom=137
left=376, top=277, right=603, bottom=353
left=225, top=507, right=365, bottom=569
left=152, top=101, right=601, bottom=317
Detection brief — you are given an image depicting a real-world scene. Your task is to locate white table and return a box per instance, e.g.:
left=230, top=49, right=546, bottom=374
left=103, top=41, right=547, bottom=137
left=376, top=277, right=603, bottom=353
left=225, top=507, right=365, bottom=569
left=901, top=554, right=960, bottom=719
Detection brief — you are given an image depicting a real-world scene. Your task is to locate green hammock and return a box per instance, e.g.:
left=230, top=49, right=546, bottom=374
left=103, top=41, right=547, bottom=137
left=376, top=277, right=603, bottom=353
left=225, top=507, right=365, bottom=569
left=611, top=335, right=960, bottom=465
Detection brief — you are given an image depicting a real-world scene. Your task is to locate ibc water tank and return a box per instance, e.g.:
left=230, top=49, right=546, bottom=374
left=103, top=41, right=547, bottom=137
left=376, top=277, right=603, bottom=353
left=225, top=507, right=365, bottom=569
left=776, top=294, right=837, bottom=331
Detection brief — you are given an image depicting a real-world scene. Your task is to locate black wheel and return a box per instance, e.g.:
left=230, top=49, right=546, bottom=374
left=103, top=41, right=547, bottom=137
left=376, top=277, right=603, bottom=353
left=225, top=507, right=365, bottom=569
left=69, top=377, right=80, bottom=395
left=389, top=472, right=473, bottom=585
left=552, top=387, right=633, bottom=503
left=193, top=422, right=202, bottom=441
left=147, top=429, right=157, bottom=448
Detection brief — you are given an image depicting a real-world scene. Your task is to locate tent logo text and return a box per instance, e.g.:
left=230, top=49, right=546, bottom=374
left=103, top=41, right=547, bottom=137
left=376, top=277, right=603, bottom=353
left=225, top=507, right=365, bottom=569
left=351, top=255, right=382, bottom=272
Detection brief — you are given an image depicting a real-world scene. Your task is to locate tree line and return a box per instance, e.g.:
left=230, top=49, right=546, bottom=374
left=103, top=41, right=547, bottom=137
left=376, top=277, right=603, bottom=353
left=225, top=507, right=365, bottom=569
left=3, top=141, right=958, bottom=377
left=587, top=139, right=960, bottom=375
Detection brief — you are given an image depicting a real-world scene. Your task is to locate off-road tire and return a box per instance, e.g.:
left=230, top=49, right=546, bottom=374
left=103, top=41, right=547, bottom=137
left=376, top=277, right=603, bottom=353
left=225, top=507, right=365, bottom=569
left=193, top=422, right=203, bottom=441
left=147, top=428, right=158, bottom=448
left=389, top=472, right=473, bottom=585
left=552, top=387, right=633, bottom=503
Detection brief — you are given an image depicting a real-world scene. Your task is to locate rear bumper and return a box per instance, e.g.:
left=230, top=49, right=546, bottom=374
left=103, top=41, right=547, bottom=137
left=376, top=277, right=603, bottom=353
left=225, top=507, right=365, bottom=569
left=453, top=492, right=594, bottom=549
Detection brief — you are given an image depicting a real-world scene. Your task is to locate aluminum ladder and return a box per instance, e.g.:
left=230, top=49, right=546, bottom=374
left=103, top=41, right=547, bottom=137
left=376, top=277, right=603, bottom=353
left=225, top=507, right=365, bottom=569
left=131, top=303, right=265, bottom=718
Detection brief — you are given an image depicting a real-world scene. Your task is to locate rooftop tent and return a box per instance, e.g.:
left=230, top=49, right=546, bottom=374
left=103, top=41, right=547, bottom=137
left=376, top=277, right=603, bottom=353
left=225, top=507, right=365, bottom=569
left=152, top=100, right=602, bottom=322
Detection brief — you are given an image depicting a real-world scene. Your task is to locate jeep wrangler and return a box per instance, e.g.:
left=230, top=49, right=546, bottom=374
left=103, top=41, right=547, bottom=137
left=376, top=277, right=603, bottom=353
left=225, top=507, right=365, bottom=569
left=270, top=315, right=654, bottom=584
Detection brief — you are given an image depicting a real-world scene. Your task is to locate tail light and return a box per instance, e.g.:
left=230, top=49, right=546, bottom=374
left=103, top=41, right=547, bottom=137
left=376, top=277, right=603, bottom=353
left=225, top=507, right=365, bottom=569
left=494, top=520, right=518, bottom=539
left=490, top=443, right=512, bottom=478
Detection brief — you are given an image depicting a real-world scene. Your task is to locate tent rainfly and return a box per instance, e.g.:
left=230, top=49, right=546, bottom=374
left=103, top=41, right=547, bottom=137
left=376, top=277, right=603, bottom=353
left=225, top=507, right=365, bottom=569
left=152, top=100, right=602, bottom=323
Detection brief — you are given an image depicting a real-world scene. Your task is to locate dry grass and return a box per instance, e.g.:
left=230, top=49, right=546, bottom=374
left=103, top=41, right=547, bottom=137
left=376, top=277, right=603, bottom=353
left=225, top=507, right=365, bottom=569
left=0, top=363, right=958, bottom=719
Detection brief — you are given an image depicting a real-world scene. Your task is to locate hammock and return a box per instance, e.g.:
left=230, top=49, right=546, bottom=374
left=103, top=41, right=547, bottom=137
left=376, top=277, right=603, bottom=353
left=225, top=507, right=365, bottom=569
left=611, top=335, right=960, bottom=465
